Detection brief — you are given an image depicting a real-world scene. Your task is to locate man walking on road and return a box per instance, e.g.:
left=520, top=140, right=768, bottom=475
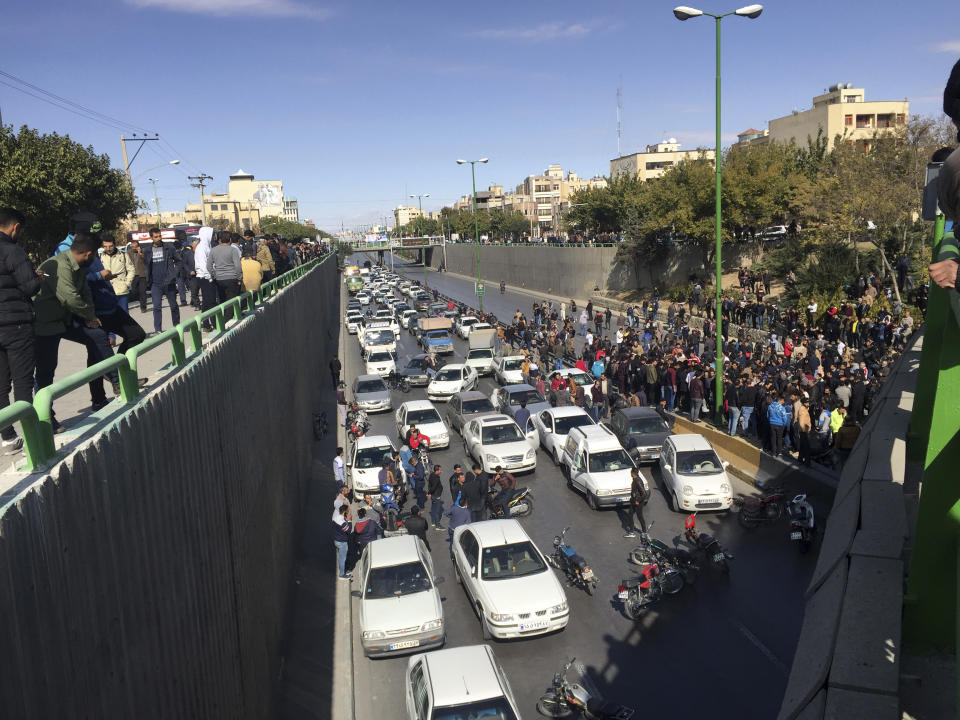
left=426, top=463, right=444, bottom=529
left=465, top=463, right=488, bottom=522
left=443, top=496, right=471, bottom=558
left=144, top=227, right=181, bottom=334
left=0, top=208, right=42, bottom=453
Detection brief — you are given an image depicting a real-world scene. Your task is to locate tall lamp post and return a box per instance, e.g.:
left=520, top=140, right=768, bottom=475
left=147, top=178, right=163, bottom=228
left=410, top=193, right=430, bottom=286
left=456, top=158, right=489, bottom=311
left=673, top=4, right=762, bottom=423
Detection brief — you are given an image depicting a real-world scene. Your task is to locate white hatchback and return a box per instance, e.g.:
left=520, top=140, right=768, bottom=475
left=427, top=363, right=478, bottom=402
left=365, top=350, right=396, bottom=378
left=659, top=434, right=733, bottom=512
left=395, top=400, right=451, bottom=449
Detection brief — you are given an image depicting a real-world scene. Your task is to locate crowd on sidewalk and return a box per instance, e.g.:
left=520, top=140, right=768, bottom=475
left=0, top=207, right=321, bottom=451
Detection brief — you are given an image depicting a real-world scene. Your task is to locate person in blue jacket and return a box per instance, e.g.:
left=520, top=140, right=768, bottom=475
left=767, top=393, right=788, bottom=458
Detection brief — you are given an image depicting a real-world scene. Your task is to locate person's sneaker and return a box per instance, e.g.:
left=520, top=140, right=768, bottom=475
left=624, top=532, right=637, bottom=539
left=91, top=398, right=110, bottom=411
left=137, top=378, right=150, bottom=388
left=111, top=381, right=122, bottom=396
left=2, top=436, right=23, bottom=454
left=434, top=524, right=446, bottom=531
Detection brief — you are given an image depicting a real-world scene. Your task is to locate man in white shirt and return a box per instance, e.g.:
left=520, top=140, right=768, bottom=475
left=333, top=447, right=346, bottom=489
left=331, top=485, right=351, bottom=522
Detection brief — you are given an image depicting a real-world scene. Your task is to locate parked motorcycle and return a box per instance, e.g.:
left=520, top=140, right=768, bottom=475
left=548, top=527, right=598, bottom=596
left=386, top=371, right=410, bottom=393
left=487, top=487, right=534, bottom=519
left=732, top=485, right=786, bottom=529
left=627, top=525, right=700, bottom=583
left=618, top=560, right=687, bottom=620
left=788, top=493, right=815, bottom=554
left=683, top=513, right=733, bottom=574
left=346, top=403, right=370, bottom=441
left=537, top=658, right=634, bottom=719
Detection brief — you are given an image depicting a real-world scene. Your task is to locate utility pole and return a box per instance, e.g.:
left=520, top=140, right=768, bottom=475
left=616, top=83, right=623, bottom=158
left=188, top=173, right=213, bottom=225
left=120, top=134, right=160, bottom=181
left=148, top=178, right=163, bottom=227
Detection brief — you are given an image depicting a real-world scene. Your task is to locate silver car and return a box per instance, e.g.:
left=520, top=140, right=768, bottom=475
left=446, top=391, right=498, bottom=435
left=353, top=374, right=393, bottom=413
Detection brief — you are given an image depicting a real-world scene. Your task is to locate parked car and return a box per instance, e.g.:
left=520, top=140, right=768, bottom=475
left=546, top=368, right=595, bottom=397
left=419, top=329, right=454, bottom=355
left=447, top=391, right=498, bottom=435
left=531, top=406, right=596, bottom=464
left=353, top=374, right=392, bottom=413
left=494, top=355, right=526, bottom=386
left=455, top=316, right=480, bottom=339
left=560, top=425, right=643, bottom=510
left=348, top=434, right=398, bottom=499
left=462, top=414, right=539, bottom=474
left=404, top=645, right=522, bottom=720
left=606, top=407, right=672, bottom=463
left=427, top=363, right=479, bottom=402
left=345, top=311, right=363, bottom=334
left=395, top=400, right=451, bottom=449
left=659, top=434, right=733, bottom=512
left=452, top=520, right=568, bottom=640
left=357, top=536, right=444, bottom=657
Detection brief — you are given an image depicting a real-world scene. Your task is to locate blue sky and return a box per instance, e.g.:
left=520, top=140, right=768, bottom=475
left=1, top=0, right=957, bottom=232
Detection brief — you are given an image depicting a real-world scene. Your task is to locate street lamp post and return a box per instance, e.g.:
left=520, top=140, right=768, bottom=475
left=456, top=158, right=488, bottom=311
left=410, top=193, right=430, bottom=286
left=147, top=178, right=163, bottom=228
left=673, top=4, right=762, bottom=424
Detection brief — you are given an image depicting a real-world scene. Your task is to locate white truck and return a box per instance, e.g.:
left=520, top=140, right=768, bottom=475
left=560, top=425, right=646, bottom=510
left=465, top=326, right=497, bottom=376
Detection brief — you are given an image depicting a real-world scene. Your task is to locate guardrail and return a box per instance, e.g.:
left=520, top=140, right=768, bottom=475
left=0, top=255, right=331, bottom=470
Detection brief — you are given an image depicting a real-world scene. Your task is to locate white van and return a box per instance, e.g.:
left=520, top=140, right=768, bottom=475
left=560, top=425, right=646, bottom=510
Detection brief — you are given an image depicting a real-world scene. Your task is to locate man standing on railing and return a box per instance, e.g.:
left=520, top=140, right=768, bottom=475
left=0, top=208, right=43, bottom=453
left=144, top=228, right=181, bottom=336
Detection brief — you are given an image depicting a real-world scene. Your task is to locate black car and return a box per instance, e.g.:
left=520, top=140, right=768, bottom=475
left=398, top=354, right=439, bottom=387
left=606, top=407, right=672, bottom=463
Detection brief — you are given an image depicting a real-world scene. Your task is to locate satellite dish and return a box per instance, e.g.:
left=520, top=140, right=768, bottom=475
left=668, top=137, right=677, bottom=144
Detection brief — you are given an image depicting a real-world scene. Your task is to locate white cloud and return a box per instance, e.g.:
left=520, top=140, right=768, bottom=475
left=476, top=21, right=592, bottom=42
left=125, top=0, right=329, bottom=20
left=935, top=40, right=960, bottom=53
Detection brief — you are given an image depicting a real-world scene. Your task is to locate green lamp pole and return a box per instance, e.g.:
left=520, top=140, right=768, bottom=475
left=457, top=158, right=489, bottom=311
left=673, top=4, right=762, bottom=423
left=147, top=177, right=163, bottom=228
left=410, top=193, right=430, bottom=286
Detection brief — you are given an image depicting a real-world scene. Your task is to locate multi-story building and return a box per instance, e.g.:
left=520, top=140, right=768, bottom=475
left=767, top=84, right=909, bottom=150
left=735, top=128, right=769, bottom=148
left=282, top=197, right=299, bottom=223
left=394, top=205, right=423, bottom=228
left=609, top=140, right=715, bottom=181
left=183, top=193, right=262, bottom=231
left=226, top=169, right=284, bottom=218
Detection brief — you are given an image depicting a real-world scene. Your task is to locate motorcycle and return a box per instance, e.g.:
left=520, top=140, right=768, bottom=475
left=347, top=404, right=370, bottom=441
left=536, top=658, right=634, bottom=719
left=386, top=371, right=410, bottom=393
left=548, top=527, right=598, bottom=596
left=487, top=487, right=534, bottom=519
left=683, top=513, right=733, bottom=574
left=732, top=485, right=786, bottom=528
left=627, top=525, right=700, bottom=583
left=618, top=559, right=687, bottom=620
left=788, top=493, right=815, bottom=554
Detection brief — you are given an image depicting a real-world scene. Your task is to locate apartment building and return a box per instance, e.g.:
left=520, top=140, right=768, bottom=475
left=394, top=205, right=423, bottom=228
left=282, top=197, right=300, bottom=223
left=609, top=140, right=715, bottom=181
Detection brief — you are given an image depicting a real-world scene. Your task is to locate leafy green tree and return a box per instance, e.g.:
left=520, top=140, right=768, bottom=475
left=259, top=215, right=332, bottom=240
left=0, top=124, right=136, bottom=257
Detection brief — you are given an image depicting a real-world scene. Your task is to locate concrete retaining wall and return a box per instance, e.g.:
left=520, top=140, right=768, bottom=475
left=432, top=242, right=763, bottom=297
left=0, top=259, right=340, bottom=719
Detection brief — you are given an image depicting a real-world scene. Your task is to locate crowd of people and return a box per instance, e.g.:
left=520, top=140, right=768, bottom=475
left=0, top=207, right=321, bottom=448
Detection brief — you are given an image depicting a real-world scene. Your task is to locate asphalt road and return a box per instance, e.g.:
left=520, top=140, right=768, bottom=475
left=345, top=255, right=829, bottom=720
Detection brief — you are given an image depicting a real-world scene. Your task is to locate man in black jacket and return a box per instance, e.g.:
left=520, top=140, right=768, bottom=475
left=464, top=464, right=488, bottom=523
left=404, top=505, right=430, bottom=551
left=144, top=228, right=181, bottom=334
left=0, top=208, right=42, bottom=453
left=426, top=464, right=444, bottom=530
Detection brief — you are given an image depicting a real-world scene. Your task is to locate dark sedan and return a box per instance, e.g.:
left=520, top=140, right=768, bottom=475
left=397, top=354, right=438, bottom=387
left=606, top=407, right=672, bottom=463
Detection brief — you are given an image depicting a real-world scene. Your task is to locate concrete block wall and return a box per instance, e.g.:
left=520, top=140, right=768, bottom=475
left=777, top=331, right=920, bottom=720
left=0, top=259, right=340, bottom=720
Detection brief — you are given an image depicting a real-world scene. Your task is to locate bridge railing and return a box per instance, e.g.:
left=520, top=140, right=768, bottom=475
left=0, top=255, right=330, bottom=470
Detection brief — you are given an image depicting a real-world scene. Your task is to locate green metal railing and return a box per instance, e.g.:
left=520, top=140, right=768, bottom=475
left=0, top=255, right=330, bottom=471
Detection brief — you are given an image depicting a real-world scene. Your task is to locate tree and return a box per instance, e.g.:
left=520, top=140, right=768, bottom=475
left=0, top=124, right=136, bottom=257
left=259, top=215, right=332, bottom=240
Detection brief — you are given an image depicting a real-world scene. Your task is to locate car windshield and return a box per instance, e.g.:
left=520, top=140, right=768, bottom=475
left=554, top=415, right=595, bottom=435
left=425, top=331, right=450, bottom=340
left=462, top=318, right=478, bottom=327
left=355, top=445, right=393, bottom=469
left=462, top=398, right=494, bottom=414
left=407, top=408, right=442, bottom=424
left=367, top=351, right=392, bottom=362
left=432, top=698, right=518, bottom=720
left=481, top=424, right=524, bottom=444
left=508, top=389, right=545, bottom=406
left=588, top=449, right=634, bottom=472
left=364, top=561, right=432, bottom=599
left=676, top=450, right=724, bottom=475
left=502, top=359, right=524, bottom=370
left=564, top=372, right=592, bottom=386
left=365, top=330, right=395, bottom=345
left=468, top=349, right=493, bottom=359
left=405, top=358, right=428, bottom=371
left=435, top=368, right=462, bottom=382
left=481, top=541, right=546, bottom=580
left=628, top=417, right=671, bottom=434
left=356, top=379, right=387, bottom=394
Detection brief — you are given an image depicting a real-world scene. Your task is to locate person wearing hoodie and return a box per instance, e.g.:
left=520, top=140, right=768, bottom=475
left=193, top=227, right=216, bottom=331
left=353, top=507, right=381, bottom=552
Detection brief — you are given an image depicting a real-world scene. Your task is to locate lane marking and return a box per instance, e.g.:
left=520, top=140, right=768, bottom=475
left=732, top=618, right=790, bottom=676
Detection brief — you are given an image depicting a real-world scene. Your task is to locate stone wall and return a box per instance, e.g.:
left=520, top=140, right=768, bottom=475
left=0, top=259, right=340, bottom=719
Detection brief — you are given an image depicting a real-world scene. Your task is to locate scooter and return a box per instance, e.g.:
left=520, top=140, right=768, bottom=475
left=548, top=527, right=598, bottom=596
left=788, top=493, right=815, bottom=554
left=732, top=486, right=786, bottom=529
left=537, top=658, right=634, bottom=719
left=683, top=513, right=733, bottom=574
left=618, top=559, right=687, bottom=620
left=487, top=487, right=534, bottom=519
left=386, top=371, right=410, bottom=393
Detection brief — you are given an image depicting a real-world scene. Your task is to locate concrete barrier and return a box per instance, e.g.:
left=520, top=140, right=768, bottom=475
left=0, top=258, right=340, bottom=720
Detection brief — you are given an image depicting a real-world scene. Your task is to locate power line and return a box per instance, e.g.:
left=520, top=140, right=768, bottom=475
left=0, top=78, right=133, bottom=132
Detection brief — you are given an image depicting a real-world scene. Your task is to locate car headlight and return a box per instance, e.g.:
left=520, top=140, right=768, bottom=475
left=485, top=454, right=499, bottom=464
left=437, top=432, right=448, bottom=441
left=490, top=612, right=514, bottom=622
left=720, top=483, right=731, bottom=494
left=361, top=630, right=385, bottom=640
left=525, top=449, right=536, bottom=459
left=421, top=619, right=443, bottom=632
left=596, top=488, right=613, bottom=496
left=551, top=602, right=568, bottom=614
left=683, top=485, right=694, bottom=496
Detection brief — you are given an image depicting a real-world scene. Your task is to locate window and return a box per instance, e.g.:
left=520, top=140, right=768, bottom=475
left=459, top=531, right=479, bottom=568
left=896, top=114, right=906, bottom=125
left=480, top=541, right=547, bottom=579
left=410, top=661, right=429, bottom=720
left=855, top=115, right=873, bottom=129
left=844, top=114, right=853, bottom=127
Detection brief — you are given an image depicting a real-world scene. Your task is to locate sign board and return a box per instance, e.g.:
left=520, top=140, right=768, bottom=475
left=476, top=282, right=485, bottom=296
left=401, top=237, right=429, bottom=248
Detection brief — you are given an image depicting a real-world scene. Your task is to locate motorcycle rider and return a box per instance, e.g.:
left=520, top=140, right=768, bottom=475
left=789, top=494, right=814, bottom=528
left=378, top=460, right=398, bottom=512
left=489, top=465, right=517, bottom=517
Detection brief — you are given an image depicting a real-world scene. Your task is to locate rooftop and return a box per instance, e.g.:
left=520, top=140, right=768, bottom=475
left=367, top=535, right=423, bottom=567
left=422, top=645, right=505, bottom=707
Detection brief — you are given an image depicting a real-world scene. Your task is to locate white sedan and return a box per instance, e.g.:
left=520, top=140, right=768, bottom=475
left=494, top=355, right=526, bottom=386
left=456, top=316, right=480, bottom=339
left=427, top=363, right=478, bottom=402
left=531, top=406, right=596, bottom=464
left=365, top=350, right=396, bottom=377
left=357, top=536, right=444, bottom=657
left=659, top=433, right=733, bottom=512
left=356, top=292, right=371, bottom=306
left=547, top=367, right=595, bottom=394
left=395, top=400, right=451, bottom=449
left=462, top=414, right=538, bottom=474
left=345, top=312, right=363, bottom=334
left=453, top=520, right=568, bottom=640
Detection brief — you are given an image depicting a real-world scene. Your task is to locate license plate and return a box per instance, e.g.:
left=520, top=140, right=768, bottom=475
left=790, top=531, right=802, bottom=540
left=616, top=497, right=628, bottom=504
left=389, top=640, right=420, bottom=650
left=618, top=591, right=628, bottom=600
left=712, top=553, right=725, bottom=563
left=696, top=499, right=717, bottom=506
left=520, top=620, right=548, bottom=631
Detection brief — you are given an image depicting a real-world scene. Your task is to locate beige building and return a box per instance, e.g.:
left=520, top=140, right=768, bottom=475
left=226, top=169, right=284, bottom=218
left=735, top=128, right=769, bottom=148
left=767, top=84, right=908, bottom=150
left=134, top=210, right=188, bottom=229
left=610, top=140, right=715, bottom=181
left=183, top=194, right=261, bottom=231
left=394, top=205, right=423, bottom=228
left=282, top=198, right=299, bottom=223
